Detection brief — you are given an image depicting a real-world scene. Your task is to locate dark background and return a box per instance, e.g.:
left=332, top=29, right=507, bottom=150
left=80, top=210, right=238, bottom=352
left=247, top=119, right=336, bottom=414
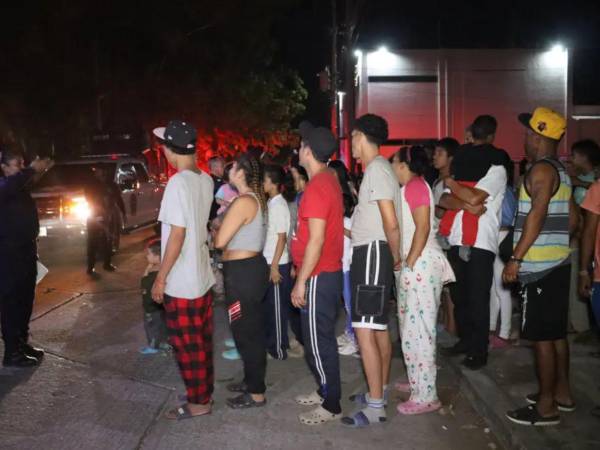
left=0, top=0, right=598, bottom=158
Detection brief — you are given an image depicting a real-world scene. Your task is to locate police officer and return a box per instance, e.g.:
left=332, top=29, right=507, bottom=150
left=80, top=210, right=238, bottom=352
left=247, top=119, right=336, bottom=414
left=85, top=165, right=125, bottom=275
left=0, top=148, right=53, bottom=367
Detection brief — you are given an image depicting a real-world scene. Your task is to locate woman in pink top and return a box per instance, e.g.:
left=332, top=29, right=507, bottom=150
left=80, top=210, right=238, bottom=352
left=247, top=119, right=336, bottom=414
left=390, top=146, right=454, bottom=415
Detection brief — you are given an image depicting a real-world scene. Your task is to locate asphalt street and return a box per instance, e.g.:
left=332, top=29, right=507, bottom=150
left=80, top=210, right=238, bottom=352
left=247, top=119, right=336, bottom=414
left=0, top=229, right=501, bottom=450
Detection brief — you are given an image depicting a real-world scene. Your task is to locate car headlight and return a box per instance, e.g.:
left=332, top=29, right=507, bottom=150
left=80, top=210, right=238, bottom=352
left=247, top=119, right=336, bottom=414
left=67, top=196, right=91, bottom=221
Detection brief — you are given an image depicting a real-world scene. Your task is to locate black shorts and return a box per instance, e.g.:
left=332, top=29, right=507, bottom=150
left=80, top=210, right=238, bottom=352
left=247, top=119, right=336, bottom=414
left=350, top=241, right=394, bottom=330
left=521, top=264, right=570, bottom=341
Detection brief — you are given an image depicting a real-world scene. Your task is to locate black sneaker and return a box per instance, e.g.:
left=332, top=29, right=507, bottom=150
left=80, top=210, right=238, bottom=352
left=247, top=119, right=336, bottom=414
left=226, top=393, right=266, bottom=409
left=525, top=392, right=576, bottom=412
left=461, top=356, right=487, bottom=370
left=3, top=351, right=39, bottom=368
left=20, top=342, right=44, bottom=360
left=506, top=405, right=560, bottom=426
left=103, top=264, right=117, bottom=272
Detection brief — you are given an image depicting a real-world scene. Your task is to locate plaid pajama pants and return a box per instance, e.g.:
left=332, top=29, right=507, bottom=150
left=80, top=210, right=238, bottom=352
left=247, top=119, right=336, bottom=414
left=164, top=294, right=214, bottom=405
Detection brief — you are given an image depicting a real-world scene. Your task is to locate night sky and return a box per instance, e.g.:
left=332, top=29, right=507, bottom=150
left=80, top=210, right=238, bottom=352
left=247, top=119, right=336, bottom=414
left=0, top=0, right=598, bottom=156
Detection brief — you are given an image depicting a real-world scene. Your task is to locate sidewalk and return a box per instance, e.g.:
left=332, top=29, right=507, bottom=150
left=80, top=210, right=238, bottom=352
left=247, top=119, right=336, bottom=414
left=439, top=330, right=600, bottom=450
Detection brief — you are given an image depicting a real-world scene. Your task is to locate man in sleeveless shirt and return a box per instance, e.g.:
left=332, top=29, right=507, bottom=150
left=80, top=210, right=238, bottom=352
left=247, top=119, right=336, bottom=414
left=503, top=107, right=576, bottom=426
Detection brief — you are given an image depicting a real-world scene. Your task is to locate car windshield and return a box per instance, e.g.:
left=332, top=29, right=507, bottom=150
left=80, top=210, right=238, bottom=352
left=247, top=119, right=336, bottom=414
left=36, top=163, right=117, bottom=189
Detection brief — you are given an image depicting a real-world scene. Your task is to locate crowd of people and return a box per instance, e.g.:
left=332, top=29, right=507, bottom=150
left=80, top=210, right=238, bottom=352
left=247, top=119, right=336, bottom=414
left=2, top=105, right=600, bottom=429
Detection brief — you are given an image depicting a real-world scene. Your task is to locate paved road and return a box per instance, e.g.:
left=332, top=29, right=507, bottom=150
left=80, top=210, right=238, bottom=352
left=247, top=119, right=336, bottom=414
left=0, top=229, right=501, bottom=450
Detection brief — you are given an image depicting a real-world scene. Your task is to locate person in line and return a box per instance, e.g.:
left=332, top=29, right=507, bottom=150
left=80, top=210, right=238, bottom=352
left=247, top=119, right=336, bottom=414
left=343, top=114, right=401, bottom=428
left=578, top=175, right=600, bottom=418
left=432, top=138, right=460, bottom=335
left=262, top=164, right=292, bottom=360
left=214, top=153, right=269, bottom=409
left=503, top=107, right=576, bottom=426
left=290, top=121, right=344, bottom=426
left=391, top=146, right=454, bottom=415
left=151, top=120, right=216, bottom=420
left=214, top=162, right=238, bottom=217
left=0, top=149, right=53, bottom=367
left=328, top=160, right=358, bottom=357
left=489, top=158, right=517, bottom=349
left=208, top=156, right=225, bottom=222
left=438, top=115, right=508, bottom=370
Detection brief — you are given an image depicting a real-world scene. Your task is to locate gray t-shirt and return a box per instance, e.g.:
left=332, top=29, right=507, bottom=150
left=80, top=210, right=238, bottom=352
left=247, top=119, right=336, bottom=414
left=351, top=156, right=402, bottom=247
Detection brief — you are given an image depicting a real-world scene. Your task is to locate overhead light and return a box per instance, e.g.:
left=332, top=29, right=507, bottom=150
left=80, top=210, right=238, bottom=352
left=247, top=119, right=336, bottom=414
left=378, top=46, right=388, bottom=54
left=354, top=49, right=362, bottom=58
left=551, top=43, right=565, bottom=54
left=542, top=43, right=568, bottom=68
left=367, top=46, right=395, bottom=70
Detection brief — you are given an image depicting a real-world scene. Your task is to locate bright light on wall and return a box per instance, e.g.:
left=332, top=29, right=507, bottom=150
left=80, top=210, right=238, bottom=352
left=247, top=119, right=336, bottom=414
left=367, top=46, right=395, bottom=70
left=542, top=43, right=568, bottom=68
left=354, top=49, right=362, bottom=58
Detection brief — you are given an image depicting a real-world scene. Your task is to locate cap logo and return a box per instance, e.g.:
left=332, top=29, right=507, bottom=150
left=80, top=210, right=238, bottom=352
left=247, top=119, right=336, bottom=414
left=536, top=121, right=547, bottom=133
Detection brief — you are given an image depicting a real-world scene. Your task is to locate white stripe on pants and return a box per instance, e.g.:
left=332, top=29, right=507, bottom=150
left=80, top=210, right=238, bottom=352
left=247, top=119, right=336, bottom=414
left=308, top=276, right=326, bottom=385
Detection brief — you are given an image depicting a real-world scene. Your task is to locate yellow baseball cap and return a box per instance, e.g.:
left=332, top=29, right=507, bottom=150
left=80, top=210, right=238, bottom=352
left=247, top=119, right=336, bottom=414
left=518, top=107, right=566, bottom=141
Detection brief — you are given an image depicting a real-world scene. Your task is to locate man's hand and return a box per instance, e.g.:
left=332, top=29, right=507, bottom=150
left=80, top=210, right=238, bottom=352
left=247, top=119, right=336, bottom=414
left=151, top=277, right=166, bottom=304
left=270, top=265, right=282, bottom=284
left=579, top=272, right=592, bottom=298
left=502, top=260, right=520, bottom=284
left=30, top=157, right=54, bottom=174
left=291, top=280, right=306, bottom=308
left=463, top=203, right=486, bottom=216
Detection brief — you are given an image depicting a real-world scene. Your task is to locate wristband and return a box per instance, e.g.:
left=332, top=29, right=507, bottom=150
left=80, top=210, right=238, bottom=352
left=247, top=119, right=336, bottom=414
left=509, top=256, right=523, bottom=264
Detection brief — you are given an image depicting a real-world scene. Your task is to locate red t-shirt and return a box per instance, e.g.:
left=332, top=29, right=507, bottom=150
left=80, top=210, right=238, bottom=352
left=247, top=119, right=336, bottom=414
left=291, top=170, right=343, bottom=276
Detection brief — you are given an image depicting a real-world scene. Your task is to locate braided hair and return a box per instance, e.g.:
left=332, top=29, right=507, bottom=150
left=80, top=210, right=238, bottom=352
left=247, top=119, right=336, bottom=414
left=235, top=152, right=267, bottom=215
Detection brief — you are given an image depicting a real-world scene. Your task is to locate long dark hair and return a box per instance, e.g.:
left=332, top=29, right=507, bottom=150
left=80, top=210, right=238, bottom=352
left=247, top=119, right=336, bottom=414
left=235, top=152, right=267, bottom=215
left=328, top=159, right=356, bottom=217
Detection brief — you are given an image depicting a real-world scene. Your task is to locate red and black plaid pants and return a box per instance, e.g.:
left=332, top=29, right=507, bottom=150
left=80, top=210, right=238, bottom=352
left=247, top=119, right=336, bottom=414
left=164, top=294, right=214, bottom=405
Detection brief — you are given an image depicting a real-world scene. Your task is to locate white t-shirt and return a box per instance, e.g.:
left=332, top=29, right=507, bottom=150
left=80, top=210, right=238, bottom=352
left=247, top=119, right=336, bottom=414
left=263, top=194, right=290, bottom=265
left=351, top=156, right=402, bottom=246
left=343, top=216, right=353, bottom=272
left=446, top=165, right=507, bottom=253
left=159, top=170, right=215, bottom=299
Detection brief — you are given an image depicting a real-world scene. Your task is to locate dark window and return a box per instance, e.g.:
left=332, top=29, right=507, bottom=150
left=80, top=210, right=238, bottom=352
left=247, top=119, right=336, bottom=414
left=573, top=49, right=600, bottom=106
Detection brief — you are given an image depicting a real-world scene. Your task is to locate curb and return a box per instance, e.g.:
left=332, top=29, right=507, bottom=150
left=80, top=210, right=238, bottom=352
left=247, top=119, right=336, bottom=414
left=443, top=355, right=557, bottom=450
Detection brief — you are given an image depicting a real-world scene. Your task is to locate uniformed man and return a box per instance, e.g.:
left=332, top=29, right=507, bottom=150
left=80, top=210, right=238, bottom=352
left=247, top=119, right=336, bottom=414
left=0, top=148, right=53, bottom=367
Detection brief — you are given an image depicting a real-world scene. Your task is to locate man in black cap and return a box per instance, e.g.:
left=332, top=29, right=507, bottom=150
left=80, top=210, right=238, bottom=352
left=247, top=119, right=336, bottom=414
left=150, top=120, right=216, bottom=420
left=290, top=121, right=345, bottom=425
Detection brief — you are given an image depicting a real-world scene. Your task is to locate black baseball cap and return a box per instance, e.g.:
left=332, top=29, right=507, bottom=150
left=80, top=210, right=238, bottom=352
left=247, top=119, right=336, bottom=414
left=298, top=121, right=337, bottom=162
left=153, top=120, right=197, bottom=155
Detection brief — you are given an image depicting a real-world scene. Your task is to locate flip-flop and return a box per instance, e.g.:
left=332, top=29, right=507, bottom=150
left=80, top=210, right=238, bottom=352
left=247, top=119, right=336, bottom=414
left=506, top=405, right=560, bottom=427
left=341, top=410, right=386, bottom=428
left=226, top=393, right=266, bottom=409
left=525, top=393, right=576, bottom=412
left=164, top=403, right=211, bottom=421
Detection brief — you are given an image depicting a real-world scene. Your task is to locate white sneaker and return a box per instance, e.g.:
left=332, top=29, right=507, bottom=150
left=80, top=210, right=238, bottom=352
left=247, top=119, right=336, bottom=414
left=337, top=333, right=351, bottom=346
left=338, top=340, right=359, bottom=356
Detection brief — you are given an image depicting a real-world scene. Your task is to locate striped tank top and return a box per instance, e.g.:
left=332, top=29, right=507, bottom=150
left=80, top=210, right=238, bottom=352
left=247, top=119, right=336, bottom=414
left=513, top=157, right=571, bottom=283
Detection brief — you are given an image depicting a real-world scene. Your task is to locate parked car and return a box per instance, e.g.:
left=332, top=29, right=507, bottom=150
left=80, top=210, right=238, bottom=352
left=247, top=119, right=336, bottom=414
left=32, top=154, right=165, bottom=252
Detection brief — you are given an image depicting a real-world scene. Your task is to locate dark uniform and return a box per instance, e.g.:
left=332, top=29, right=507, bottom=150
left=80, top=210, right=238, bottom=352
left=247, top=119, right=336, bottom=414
left=85, top=178, right=125, bottom=273
left=0, top=168, right=43, bottom=366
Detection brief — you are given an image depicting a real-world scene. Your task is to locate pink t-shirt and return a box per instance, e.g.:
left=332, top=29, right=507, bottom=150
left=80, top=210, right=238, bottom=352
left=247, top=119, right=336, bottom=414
left=404, top=177, right=431, bottom=212
left=581, top=180, right=600, bottom=281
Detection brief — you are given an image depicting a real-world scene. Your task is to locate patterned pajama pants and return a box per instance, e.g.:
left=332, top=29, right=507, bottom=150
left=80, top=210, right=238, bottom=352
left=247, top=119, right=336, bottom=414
left=164, top=294, right=214, bottom=405
left=396, top=250, right=447, bottom=404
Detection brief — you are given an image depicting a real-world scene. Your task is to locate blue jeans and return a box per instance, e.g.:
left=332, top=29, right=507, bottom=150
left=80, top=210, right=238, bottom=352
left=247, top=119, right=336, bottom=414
left=342, top=271, right=355, bottom=340
left=592, top=283, right=600, bottom=327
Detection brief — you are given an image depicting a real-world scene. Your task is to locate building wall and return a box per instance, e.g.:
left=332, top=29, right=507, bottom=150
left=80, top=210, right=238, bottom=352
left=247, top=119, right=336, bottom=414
left=355, top=48, right=597, bottom=160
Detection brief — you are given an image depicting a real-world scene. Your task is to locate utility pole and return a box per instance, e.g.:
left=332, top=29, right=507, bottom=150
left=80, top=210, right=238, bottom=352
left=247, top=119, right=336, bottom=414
left=331, top=0, right=338, bottom=143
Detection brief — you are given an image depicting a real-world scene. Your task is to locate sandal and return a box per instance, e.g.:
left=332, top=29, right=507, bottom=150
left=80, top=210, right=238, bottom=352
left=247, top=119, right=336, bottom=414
left=298, top=406, right=341, bottom=426
left=295, top=390, right=323, bottom=406
left=226, top=393, right=266, bottom=409
left=226, top=381, right=248, bottom=393
left=397, top=399, right=441, bottom=415
left=341, top=410, right=386, bottom=428
left=525, top=392, right=576, bottom=412
left=506, top=405, right=560, bottom=426
left=164, top=403, right=211, bottom=420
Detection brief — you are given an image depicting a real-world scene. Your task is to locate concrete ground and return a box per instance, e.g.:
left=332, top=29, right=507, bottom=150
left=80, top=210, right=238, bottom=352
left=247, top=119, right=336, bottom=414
left=0, top=228, right=501, bottom=450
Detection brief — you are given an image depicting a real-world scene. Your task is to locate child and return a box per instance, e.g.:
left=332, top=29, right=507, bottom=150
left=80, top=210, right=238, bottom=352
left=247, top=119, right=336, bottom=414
left=215, top=162, right=239, bottom=216
left=140, top=239, right=169, bottom=354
